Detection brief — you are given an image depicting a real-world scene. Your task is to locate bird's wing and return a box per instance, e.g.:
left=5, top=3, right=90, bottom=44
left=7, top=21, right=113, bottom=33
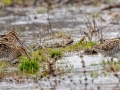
left=93, top=39, right=120, bottom=51
left=0, top=43, right=13, bottom=59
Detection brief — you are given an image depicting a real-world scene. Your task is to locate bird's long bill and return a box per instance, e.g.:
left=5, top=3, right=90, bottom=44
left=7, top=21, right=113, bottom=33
left=23, top=49, right=31, bottom=60
left=18, top=39, right=32, bottom=52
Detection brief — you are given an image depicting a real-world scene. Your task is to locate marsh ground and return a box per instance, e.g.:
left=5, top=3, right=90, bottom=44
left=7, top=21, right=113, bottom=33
left=0, top=0, right=120, bottom=90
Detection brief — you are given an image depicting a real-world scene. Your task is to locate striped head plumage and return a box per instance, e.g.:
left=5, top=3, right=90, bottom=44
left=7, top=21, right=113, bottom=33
left=0, top=31, right=31, bottom=52
left=0, top=31, right=21, bottom=45
left=5, top=31, right=19, bottom=45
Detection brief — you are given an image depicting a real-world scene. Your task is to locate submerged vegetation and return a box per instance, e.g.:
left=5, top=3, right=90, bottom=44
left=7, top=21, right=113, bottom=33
left=101, top=59, right=120, bottom=72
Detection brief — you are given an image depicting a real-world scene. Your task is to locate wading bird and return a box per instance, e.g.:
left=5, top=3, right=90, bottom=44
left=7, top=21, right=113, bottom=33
left=93, top=38, right=120, bottom=58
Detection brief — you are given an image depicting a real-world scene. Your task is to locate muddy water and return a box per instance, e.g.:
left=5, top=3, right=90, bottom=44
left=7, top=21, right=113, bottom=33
left=0, top=3, right=120, bottom=90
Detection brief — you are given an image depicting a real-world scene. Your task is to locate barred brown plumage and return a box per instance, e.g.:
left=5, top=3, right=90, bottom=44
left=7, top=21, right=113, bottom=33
left=93, top=38, right=120, bottom=58
left=0, top=41, right=29, bottom=61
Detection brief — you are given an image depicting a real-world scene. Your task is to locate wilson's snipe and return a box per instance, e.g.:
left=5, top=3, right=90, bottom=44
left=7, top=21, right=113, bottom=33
left=93, top=38, right=120, bottom=58
left=0, top=31, right=31, bottom=51
left=0, top=41, right=30, bottom=61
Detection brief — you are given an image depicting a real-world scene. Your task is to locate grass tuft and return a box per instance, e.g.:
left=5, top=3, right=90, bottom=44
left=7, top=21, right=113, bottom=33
left=49, top=49, right=63, bottom=58
left=19, top=56, right=39, bottom=74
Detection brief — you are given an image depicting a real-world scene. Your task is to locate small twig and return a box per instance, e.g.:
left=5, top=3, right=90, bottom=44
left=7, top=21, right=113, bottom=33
left=47, top=8, right=53, bottom=36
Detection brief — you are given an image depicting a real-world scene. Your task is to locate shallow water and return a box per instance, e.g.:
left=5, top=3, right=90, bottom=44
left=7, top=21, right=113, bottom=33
left=0, top=53, right=119, bottom=90
left=0, top=2, right=120, bottom=90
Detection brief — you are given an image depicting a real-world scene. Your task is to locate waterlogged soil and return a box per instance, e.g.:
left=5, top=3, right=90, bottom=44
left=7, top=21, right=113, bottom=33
left=1, top=2, right=120, bottom=90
